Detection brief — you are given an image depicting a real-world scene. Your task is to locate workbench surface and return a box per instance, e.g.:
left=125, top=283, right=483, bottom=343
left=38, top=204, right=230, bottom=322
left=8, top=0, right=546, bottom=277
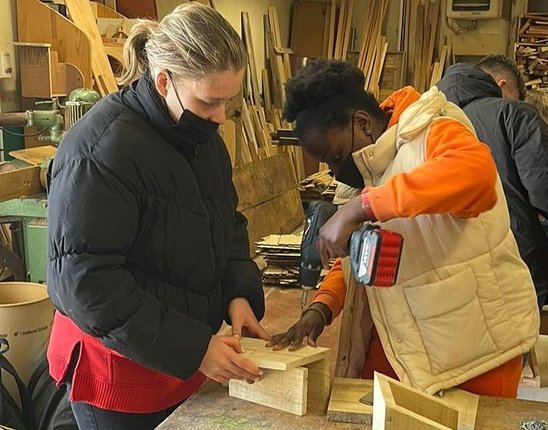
left=157, top=380, right=548, bottom=430
left=157, top=288, right=548, bottom=429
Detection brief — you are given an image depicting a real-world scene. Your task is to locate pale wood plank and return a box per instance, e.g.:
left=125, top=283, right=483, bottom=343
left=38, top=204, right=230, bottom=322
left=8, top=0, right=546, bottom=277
left=65, top=0, right=118, bottom=96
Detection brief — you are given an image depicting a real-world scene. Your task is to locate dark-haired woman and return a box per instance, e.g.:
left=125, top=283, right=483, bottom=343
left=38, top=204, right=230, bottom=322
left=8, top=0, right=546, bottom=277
left=269, top=59, right=539, bottom=398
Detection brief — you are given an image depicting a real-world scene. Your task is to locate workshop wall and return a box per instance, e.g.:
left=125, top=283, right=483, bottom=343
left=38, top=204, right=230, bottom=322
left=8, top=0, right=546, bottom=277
left=0, top=0, right=20, bottom=112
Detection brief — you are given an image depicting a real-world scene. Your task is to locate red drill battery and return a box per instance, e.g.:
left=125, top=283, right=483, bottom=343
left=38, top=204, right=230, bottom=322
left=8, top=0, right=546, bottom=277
left=349, top=225, right=403, bottom=287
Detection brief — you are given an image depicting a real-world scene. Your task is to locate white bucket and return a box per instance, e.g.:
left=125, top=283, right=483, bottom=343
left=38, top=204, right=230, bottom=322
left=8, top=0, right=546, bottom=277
left=0, top=282, right=53, bottom=402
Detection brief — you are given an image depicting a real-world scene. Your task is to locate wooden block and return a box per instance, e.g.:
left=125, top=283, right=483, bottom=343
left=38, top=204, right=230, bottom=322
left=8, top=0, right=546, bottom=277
left=230, top=367, right=308, bottom=416
left=328, top=377, right=373, bottom=424
left=9, top=146, right=57, bottom=166
left=0, top=166, right=43, bottom=203
left=229, top=339, right=331, bottom=416
left=238, top=337, right=329, bottom=371
left=373, top=372, right=459, bottom=430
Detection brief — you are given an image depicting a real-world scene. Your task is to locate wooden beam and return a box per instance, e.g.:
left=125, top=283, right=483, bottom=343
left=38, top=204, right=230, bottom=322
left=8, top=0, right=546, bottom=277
left=0, top=166, right=43, bottom=203
left=9, top=146, right=57, bottom=166
left=327, top=0, right=337, bottom=59
left=341, top=0, right=355, bottom=61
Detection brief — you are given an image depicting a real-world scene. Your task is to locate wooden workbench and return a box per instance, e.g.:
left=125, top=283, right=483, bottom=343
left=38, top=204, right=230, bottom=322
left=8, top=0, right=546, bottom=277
left=157, top=380, right=548, bottom=429
left=157, top=288, right=548, bottom=429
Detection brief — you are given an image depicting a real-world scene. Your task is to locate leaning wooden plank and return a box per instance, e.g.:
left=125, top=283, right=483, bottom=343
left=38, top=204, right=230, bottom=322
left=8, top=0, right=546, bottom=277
left=65, top=0, right=118, bottom=96
left=0, top=166, right=43, bottom=203
left=333, top=0, right=347, bottom=60
left=9, top=145, right=57, bottom=166
left=327, top=377, right=373, bottom=424
left=341, top=0, right=355, bottom=61
left=229, top=367, right=308, bottom=416
left=327, top=0, right=337, bottom=58
left=241, top=12, right=261, bottom=108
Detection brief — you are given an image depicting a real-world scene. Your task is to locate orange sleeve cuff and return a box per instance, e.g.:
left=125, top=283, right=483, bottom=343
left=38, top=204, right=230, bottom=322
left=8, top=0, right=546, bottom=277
left=312, top=258, right=346, bottom=320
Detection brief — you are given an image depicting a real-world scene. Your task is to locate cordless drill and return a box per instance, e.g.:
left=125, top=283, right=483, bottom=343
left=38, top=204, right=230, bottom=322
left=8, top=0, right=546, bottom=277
left=299, top=200, right=404, bottom=308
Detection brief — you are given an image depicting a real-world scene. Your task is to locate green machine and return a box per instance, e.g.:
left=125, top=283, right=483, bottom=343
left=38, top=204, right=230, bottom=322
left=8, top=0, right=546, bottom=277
left=0, top=89, right=100, bottom=283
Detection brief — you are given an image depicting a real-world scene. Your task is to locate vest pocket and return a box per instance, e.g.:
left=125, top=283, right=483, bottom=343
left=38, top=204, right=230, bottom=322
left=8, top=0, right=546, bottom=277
left=403, top=267, right=497, bottom=374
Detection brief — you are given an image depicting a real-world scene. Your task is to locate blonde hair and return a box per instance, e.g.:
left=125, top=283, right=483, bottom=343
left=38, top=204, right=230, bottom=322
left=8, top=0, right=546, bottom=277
left=526, top=88, right=548, bottom=124
left=118, top=3, right=247, bottom=85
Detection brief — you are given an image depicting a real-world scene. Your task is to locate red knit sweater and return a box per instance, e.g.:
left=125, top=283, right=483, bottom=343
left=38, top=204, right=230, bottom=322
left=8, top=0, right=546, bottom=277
left=47, top=312, right=206, bottom=413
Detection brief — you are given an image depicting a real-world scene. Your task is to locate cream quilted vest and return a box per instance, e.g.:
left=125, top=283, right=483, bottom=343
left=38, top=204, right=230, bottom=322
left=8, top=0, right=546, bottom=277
left=334, top=87, right=539, bottom=394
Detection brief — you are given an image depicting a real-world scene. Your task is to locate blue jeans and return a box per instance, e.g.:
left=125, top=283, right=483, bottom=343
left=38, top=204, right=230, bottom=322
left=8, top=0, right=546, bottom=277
left=70, top=401, right=180, bottom=430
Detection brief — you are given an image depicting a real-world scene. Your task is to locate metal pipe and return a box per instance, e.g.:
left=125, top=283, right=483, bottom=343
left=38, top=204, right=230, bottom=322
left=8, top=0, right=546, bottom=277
left=0, top=112, right=28, bottom=127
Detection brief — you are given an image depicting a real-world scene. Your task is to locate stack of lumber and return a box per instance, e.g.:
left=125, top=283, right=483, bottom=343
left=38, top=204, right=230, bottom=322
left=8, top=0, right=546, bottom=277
left=355, top=0, right=389, bottom=96
left=299, top=170, right=337, bottom=203
left=255, top=234, right=302, bottom=288
left=402, top=0, right=449, bottom=93
left=516, top=14, right=548, bottom=89
left=263, top=7, right=306, bottom=181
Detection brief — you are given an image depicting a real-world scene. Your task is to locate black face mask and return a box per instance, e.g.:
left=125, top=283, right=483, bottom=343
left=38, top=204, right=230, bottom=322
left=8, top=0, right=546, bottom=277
left=334, top=114, right=365, bottom=189
left=169, top=73, right=219, bottom=146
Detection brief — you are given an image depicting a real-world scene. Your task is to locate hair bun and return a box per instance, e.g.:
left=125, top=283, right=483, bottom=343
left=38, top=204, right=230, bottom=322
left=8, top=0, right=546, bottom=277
left=284, top=59, right=365, bottom=122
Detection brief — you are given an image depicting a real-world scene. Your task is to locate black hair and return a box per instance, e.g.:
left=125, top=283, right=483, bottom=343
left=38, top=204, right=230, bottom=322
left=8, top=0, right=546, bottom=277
left=283, top=59, right=387, bottom=143
left=476, top=55, right=526, bottom=100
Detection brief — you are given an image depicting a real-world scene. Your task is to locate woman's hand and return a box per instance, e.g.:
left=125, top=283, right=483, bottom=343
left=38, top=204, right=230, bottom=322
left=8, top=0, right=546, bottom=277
left=228, top=298, right=270, bottom=341
left=318, top=196, right=366, bottom=267
left=198, top=335, right=263, bottom=384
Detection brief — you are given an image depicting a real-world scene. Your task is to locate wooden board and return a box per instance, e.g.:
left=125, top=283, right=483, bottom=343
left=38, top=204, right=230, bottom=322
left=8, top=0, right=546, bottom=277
left=241, top=12, right=261, bottom=108
left=327, top=377, right=373, bottom=424
left=9, top=146, right=56, bottom=166
left=233, top=153, right=304, bottom=251
left=373, top=373, right=459, bottom=430
left=230, top=367, right=308, bottom=415
left=237, top=337, right=329, bottom=371
left=17, top=0, right=92, bottom=89
left=0, top=166, right=43, bottom=203
left=65, top=0, right=118, bottom=96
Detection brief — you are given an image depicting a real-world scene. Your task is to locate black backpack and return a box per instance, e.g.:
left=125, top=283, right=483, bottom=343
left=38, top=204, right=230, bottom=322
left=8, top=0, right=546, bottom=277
left=27, top=357, right=77, bottom=430
left=0, top=338, right=34, bottom=430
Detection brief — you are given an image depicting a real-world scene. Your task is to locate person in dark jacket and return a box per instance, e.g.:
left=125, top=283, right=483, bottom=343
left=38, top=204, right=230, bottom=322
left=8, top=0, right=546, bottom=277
left=437, top=63, right=548, bottom=309
left=46, top=4, right=268, bottom=429
left=476, top=54, right=526, bottom=100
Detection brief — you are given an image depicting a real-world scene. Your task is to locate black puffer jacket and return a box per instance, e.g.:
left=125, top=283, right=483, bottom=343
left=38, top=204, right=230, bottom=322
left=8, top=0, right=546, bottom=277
left=47, top=75, right=264, bottom=379
left=437, top=63, right=548, bottom=308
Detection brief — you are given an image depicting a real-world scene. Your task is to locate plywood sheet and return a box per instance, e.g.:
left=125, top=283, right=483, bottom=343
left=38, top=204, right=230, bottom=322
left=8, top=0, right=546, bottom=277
left=238, top=337, right=329, bottom=371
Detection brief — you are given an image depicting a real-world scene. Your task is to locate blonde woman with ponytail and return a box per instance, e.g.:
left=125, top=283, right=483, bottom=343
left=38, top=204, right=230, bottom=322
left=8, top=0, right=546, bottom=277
left=46, top=4, right=269, bottom=428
